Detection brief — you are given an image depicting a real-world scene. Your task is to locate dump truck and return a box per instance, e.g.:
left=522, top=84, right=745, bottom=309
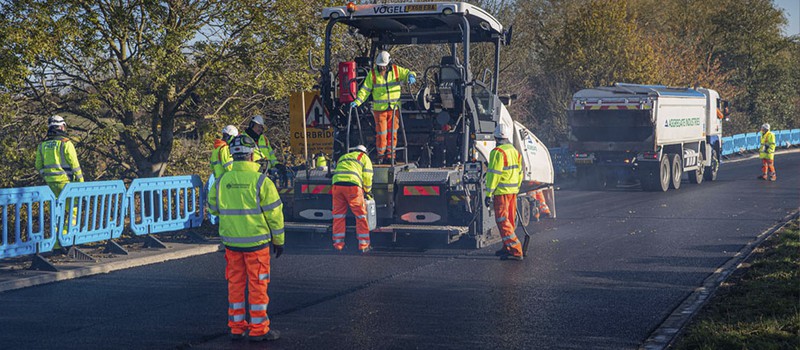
left=281, top=2, right=555, bottom=248
left=568, top=83, right=730, bottom=191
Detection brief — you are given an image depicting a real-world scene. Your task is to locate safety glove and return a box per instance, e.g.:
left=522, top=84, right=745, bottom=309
left=484, top=196, right=493, bottom=208
left=273, top=244, right=284, bottom=258
left=408, top=75, right=416, bottom=84
left=365, top=191, right=373, bottom=200
left=350, top=101, right=358, bottom=109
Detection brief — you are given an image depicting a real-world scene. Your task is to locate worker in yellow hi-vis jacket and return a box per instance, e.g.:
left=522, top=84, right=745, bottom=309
left=485, top=124, right=523, bottom=261
left=208, top=135, right=284, bottom=342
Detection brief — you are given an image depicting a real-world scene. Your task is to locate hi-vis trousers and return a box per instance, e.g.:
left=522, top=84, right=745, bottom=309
left=373, top=110, right=399, bottom=159
left=494, top=194, right=523, bottom=257
left=225, top=247, right=271, bottom=337
left=332, top=185, right=370, bottom=250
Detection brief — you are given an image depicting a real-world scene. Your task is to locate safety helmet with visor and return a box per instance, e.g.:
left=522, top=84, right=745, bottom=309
left=494, top=123, right=511, bottom=140
left=229, top=135, right=256, bottom=157
left=48, top=115, right=66, bottom=127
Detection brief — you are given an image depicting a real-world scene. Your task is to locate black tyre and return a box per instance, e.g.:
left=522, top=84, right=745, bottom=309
left=670, top=154, right=682, bottom=190
left=518, top=197, right=531, bottom=227
left=703, top=149, right=719, bottom=181
left=639, top=155, right=670, bottom=192
left=688, top=151, right=704, bottom=184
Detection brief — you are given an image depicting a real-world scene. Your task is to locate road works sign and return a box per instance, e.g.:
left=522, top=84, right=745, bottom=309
left=289, top=91, right=334, bottom=158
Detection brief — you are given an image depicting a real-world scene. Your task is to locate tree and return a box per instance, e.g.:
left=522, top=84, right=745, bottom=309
left=0, top=0, right=335, bottom=179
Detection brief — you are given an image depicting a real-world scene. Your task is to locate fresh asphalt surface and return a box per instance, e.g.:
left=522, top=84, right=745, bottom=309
left=0, top=153, right=797, bottom=349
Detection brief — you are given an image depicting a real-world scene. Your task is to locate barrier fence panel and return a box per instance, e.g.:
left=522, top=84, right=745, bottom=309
left=745, top=132, right=759, bottom=151
left=58, top=181, right=127, bottom=247
left=127, top=175, right=205, bottom=235
left=791, top=129, right=800, bottom=146
left=206, top=174, right=218, bottom=225
left=777, top=130, right=790, bottom=147
left=721, top=136, right=734, bottom=156
left=0, top=187, right=56, bottom=258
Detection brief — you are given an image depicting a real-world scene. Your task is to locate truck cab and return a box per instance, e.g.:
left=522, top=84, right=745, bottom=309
left=287, top=2, right=554, bottom=247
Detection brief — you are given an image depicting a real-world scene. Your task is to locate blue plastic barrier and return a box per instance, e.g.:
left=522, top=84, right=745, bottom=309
left=791, top=129, right=800, bottom=146
left=777, top=130, right=790, bottom=147
left=206, top=174, right=218, bottom=225
left=127, top=175, right=205, bottom=235
left=745, top=133, right=759, bottom=151
left=732, top=134, right=746, bottom=152
left=57, top=181, right=127, bottom=247
left=721, top=136, right=734, bottom=156
left=0, top=187, right=57, bottom=258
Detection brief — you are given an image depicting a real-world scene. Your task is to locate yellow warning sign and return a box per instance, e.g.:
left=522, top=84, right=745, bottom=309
left=289, top=91, right=334, bottom=158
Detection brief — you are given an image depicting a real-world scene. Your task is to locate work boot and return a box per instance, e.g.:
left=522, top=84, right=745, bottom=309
left=229, top=331, right=246, bottom=341
left=757, top=174, right=768, bottom=180
left=360, top=246, right=372, bottom=254
left=495, top=247, right=510, bottom=257
left=249, top=329, right=280, bottom=342
left=769, top=175, right=777, bottom=181
left=501, top=254, right=524, bottom=261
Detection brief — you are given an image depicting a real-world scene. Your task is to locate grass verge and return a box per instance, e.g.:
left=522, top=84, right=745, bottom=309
left=673, top=218, right=800, bottom=350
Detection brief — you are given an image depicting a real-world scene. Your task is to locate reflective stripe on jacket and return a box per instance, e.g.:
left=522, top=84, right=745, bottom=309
left=485, top=143, right=522, bottom=197
left=331, top=151, right=373, bottom=192
left=759, top=131, right=776, bottom=160
left=354, top=65, right=415, bottom=111
left=35, top=138, right=84, bottom=183
left=253, top=135, right=277, bottom=163
left=210, top=139, right=234, bottom=180
left=208, top=161, right=285, bottom=249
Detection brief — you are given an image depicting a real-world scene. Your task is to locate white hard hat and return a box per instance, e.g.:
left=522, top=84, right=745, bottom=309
left=48, top=115, right=66, bottom=127
left=221, top=125, right=239, bottom=137
left=761, top=123, right=770, bottom=131
left=354, top=145, right=367, bottom=153
left=376, top=51, right=390, bottom=67
left=229, top=135, right=256, bottom=156
left=494, top=123, right=511, bottom=139
left=251, top=115, right=265, bottom=126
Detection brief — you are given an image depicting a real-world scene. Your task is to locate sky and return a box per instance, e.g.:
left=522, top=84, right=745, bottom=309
left=775, top=0, right=800, bottom=36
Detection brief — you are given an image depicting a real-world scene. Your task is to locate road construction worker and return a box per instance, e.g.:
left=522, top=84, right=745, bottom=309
left=210, top=125, right=238, bottom=180
left=331, top=145, right=374, bottom=253
left=244, top=115, right=278, bottom=171
left=532, top=190, right=551, bottom=221
left=35, top=115, right=83, bottom=241
left=207, top=135, right=284, bottom=342
left=314, top=152, right=328, bottom=170
left=758, top=123, right=776, bottom=181
left=351, top=50, right=416, bottom=163
left=485, top=124, right=524, bottom=261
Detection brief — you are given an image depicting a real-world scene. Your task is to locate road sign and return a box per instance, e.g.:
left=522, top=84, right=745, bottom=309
left=290, top=91, right=333, bottom=158
left=305, top=95, right=331, bottom=129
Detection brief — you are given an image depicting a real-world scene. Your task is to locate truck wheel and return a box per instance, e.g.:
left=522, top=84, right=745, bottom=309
left=703, top=149, right=719, bottom=181
left=689, top=151, right=704, bottom=184
left=518, top=197, right=531, bottom=227
left=639, top=155, right=670, bottom=192
left=670, top=154, right=682, bottom=190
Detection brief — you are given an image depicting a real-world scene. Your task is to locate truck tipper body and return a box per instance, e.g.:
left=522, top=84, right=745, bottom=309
left=568, top=83, right=729, bottom=191
left=278, top=2, right=555, bottom=248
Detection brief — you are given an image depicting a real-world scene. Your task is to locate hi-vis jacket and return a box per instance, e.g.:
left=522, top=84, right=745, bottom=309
left=759, top=131, right=776, bottom=160
left=354, top=65, right=416, bottom=111
left=35, top=137, right=84, bottom=183
left=208, top=161, right=285, bottom=250
left=210, top=139, right=233, bottom=180
left=485, top=143, right=522, bottom=197
left=253, top=135, right=278, bottom=164
left=315, top=155, right=327, bottom=168
left=332, top=151, right=373, bottom=192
